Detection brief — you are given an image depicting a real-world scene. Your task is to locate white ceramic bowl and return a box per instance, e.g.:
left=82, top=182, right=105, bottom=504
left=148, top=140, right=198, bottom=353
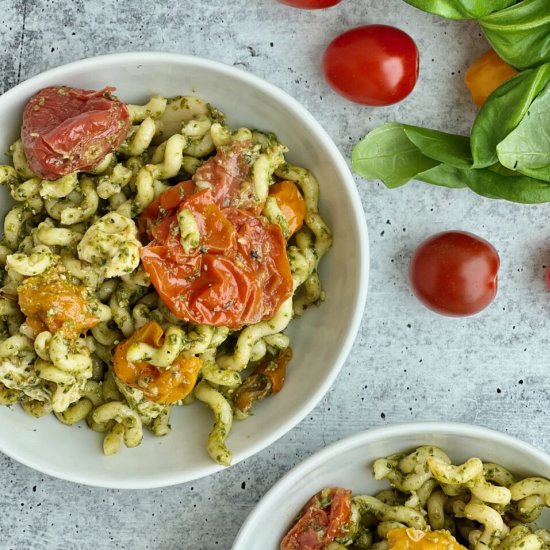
left=0, top=52, right=369, bottom=488
left=233, top=422, right=550, bottom=549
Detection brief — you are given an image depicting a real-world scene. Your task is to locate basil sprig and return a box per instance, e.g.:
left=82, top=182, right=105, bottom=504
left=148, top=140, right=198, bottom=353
left=352, top=62, right=550, bottom=203
left=351, top=1, right=550, bottom=204
left=471, top=62, right=550, bottom=168
left=402, top=0, right=515, bottom=19
left=479, top=0, right=550, bottom=70
left=403, top=0, right=550, bottom=69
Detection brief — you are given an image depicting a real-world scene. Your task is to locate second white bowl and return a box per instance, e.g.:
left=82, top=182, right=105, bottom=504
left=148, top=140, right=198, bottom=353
left=233, top=422, right=550, bottom=549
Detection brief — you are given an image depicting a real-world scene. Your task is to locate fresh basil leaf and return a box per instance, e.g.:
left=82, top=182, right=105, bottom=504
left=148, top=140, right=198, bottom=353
left=488, top=162, right=521, bottom=176
left=402, top=126, right=473, bottom=168
left=418, top=163, right=550, bottom=203
left=402, top=0, right=516, bottom=19
left=351, top=122, right=439, bottom=188
left=471, top=62, right=550, bottom=168
left=480, top=0, right=550, bottom=70
left=496, top=81, right=550, bottom=182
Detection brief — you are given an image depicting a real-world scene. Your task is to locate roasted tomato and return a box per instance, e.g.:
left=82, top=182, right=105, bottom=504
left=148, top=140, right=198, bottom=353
left=410, top=231, right=499, bottom=316
left=233, top=348, right=292, bottom=413
left=113, top=321, right=201, bottom=404
left=140, top=188, right=292, bottom=329
left=21, top=86, right=130, bottom=180
left=387, top=528, right=467, bottom=550
left=281, top=488, right=353, bottom=550
left=139, top=180, right=197, bottom=237
left=192, top=140, right=262, bottom=214
left=269, top=180, right=306, bottom=237
left=18, top=266, right=100, bottom=338
left=322, top=25, right=419, bottom=106
left=464, top=49, right=518, bottom=107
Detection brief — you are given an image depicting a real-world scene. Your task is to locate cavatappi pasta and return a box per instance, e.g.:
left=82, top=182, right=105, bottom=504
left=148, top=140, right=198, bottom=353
left=280, top=446, right=550, bottom=550
left=0, top=92, right=332, bottom=465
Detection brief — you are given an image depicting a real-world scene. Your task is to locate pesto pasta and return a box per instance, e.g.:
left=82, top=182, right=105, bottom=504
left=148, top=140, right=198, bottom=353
left=0, top=88, right=332, bottom=465
left=280, top=446, right=550, bottom=550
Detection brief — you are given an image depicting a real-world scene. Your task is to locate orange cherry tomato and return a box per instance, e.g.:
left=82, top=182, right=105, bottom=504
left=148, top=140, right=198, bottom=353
left=21, top=86, right=130, bottom=180
left=464, top=49, right=518, bottom=107
left=18, top=267, right=100, bottom=338
left=387, top=528, right=467, bottom=550
left=113, top=321, right=201, bottom=404
left=280, top=487, right=353, bottom=550
left=269, top=180, right=306, bottom=237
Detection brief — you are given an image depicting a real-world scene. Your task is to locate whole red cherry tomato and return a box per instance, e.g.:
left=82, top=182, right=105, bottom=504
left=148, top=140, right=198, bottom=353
left=22, top=86, right=130, bottom=180
left=278, top=0, right=342, bottom=8
left=322, top=25, right=419, bottom=106
left=410, top=231, right=499, bottom=316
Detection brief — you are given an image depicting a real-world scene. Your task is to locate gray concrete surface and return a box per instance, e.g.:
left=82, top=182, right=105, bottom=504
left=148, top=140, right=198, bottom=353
left=1, top=0, right=549, bottom=549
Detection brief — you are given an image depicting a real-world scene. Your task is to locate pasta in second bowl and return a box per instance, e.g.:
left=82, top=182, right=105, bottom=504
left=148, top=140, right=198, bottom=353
left=0, top=53, right=368, bottom=488
left=233, top=423, right=550, bottom=550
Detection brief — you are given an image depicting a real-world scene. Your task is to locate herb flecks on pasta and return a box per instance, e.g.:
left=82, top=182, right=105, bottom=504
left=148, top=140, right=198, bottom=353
left=280, top=447, right=550, bottom=550
left=0, top=87, right=332, bottom=465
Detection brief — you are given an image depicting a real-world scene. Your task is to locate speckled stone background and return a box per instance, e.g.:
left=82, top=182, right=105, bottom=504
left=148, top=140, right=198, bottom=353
left=1, top=0, right=549, bottom=549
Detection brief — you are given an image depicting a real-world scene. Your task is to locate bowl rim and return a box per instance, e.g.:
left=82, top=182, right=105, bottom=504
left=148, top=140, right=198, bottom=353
left=232, top=421, right=550, bottom=548
left=0, top=51, right=370, bottom=488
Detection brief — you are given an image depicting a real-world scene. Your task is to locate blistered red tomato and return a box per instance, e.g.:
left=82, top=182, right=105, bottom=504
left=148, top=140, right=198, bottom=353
left=280, top=488, right=352, bottom=550
left=21, top=86, right=130, bottom=180
left=140, top=141, right=293, bottom=328
left=140, top=188, right=292, bottom=329
left=322, top=25, right=419, bottom=106
left=410, top=231, right=499, bottom=317
left=139, top=180, right=196, bottom=237
left=277, top=0, right=342, bottom=8
left=193, top=140, right=262, bottom=214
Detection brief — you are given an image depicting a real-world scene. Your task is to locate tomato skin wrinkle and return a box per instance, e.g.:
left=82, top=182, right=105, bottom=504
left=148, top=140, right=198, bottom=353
left=21, top=85, right=130, bottom=180
left=322, top=25, right=419, bottom=106
left=410, top=231, right=499, bottom=317
left=139, top=180, right=196, bottom=237
left=193, top=140, right=262, bottom=214
left=140, top=188, right=292, bottom=329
